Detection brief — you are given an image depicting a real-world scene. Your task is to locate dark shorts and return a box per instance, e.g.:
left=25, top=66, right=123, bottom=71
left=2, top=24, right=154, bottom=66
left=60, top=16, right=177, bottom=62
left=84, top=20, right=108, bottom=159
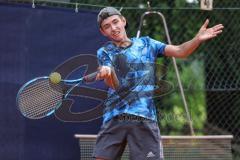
left=93, top=114, right=164, bottom=160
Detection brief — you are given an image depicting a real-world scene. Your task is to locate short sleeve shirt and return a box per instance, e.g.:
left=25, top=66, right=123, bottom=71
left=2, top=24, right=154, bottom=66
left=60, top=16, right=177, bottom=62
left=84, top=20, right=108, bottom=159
left=97, top=36, right=166, bottom=123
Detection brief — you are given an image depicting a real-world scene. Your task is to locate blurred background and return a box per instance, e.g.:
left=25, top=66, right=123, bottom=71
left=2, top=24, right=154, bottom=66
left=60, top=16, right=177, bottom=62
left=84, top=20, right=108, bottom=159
left=1, top=0, right=240, bottom=159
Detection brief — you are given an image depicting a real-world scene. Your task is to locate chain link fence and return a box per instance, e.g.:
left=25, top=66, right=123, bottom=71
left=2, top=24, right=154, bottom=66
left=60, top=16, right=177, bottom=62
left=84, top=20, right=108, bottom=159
left=4, top=0, right=240, bottom=159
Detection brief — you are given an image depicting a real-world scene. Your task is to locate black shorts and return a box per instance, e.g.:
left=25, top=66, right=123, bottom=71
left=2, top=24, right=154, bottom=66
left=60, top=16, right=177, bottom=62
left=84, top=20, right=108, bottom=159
left=93, top=114, right=164, bottom=160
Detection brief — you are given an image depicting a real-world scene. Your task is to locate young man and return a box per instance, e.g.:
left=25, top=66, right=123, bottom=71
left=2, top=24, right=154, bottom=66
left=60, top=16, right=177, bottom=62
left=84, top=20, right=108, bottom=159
left=94, top=7, right=223, bottom=160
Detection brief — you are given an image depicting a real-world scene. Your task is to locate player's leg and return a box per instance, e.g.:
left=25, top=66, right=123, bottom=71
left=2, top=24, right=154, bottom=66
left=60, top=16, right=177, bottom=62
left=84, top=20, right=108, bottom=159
left=127, top=120, right=164, bottom=160
left=96, top=158, right=108, bottom=160
left=93, top=118, right=127, bottom=160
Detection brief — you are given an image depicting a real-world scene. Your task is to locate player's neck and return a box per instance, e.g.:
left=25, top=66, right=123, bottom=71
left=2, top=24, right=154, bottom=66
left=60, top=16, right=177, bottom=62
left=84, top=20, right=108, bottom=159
left=113, top=36, right=131, bottom=48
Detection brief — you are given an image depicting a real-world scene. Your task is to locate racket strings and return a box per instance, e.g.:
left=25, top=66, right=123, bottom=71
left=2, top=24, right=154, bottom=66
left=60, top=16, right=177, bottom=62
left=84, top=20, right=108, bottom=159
left=18, top=79, right=63, bottom=119
left=21, top=94, right=60, bottom=117
left=19, top=79, right=62, bottom=97
left=19, top=86, right=58, bottom=117
left=20, top=85, right=60, bottom=107
left=20, top=82, right=62, bottom=118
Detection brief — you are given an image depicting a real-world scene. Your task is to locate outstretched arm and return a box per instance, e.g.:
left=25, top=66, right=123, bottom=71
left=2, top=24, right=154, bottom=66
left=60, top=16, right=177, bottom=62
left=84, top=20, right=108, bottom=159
left=164, top=19, right=224, bottom=58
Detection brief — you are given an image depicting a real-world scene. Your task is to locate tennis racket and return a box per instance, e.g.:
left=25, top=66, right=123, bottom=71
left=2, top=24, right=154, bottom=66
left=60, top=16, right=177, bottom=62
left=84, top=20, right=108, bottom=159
left=16, top=71, right=98, bottom=120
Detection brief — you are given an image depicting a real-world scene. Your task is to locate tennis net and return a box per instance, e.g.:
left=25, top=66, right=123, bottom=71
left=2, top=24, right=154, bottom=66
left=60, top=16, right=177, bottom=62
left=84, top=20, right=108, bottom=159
left=74, top=134, right=233, bottom=160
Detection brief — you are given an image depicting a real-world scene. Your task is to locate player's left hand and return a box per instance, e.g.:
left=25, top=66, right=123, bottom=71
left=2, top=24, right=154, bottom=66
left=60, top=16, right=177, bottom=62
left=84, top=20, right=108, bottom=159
left=196, top=19, right=224, bottom=42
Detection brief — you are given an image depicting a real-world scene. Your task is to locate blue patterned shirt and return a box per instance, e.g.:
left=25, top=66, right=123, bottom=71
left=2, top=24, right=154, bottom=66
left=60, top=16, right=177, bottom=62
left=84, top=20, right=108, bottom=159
left=97, top=36, right=166, bottom=123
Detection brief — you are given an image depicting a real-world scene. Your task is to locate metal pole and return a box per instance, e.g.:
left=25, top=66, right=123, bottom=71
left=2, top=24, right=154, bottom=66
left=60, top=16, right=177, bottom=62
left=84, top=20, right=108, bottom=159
left=136, top=11, right=195, bottom=135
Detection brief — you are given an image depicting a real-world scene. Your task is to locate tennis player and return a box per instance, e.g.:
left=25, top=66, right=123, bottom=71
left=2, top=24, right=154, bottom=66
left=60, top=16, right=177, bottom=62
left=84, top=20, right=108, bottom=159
left=94, top=7, right=223, bottom=160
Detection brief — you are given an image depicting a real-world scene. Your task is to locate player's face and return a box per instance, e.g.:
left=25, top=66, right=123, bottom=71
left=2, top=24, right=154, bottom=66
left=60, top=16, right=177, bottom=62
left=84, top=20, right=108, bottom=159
left=100, top=15, right=127, bottom=42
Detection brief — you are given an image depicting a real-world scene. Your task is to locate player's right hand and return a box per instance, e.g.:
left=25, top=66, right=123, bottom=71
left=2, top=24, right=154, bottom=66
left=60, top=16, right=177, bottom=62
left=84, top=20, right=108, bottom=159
left=96, top=66, right=119, bottom=90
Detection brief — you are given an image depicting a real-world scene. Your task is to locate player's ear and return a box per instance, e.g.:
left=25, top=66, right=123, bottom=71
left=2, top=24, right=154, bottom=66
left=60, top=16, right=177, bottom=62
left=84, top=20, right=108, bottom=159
left=120, top=16, right=127, bottom=27
left=99, top=27, right=107, bottom=37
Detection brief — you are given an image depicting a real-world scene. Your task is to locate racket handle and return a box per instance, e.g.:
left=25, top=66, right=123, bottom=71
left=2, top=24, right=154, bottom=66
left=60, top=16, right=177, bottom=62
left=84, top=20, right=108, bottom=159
left=83, top=71, right=99, bottom=82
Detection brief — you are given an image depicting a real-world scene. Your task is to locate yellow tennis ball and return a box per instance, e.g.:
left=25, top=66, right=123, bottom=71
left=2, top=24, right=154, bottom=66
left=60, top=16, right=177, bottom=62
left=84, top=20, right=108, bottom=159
left=49, top=72, right=61, bottom=84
